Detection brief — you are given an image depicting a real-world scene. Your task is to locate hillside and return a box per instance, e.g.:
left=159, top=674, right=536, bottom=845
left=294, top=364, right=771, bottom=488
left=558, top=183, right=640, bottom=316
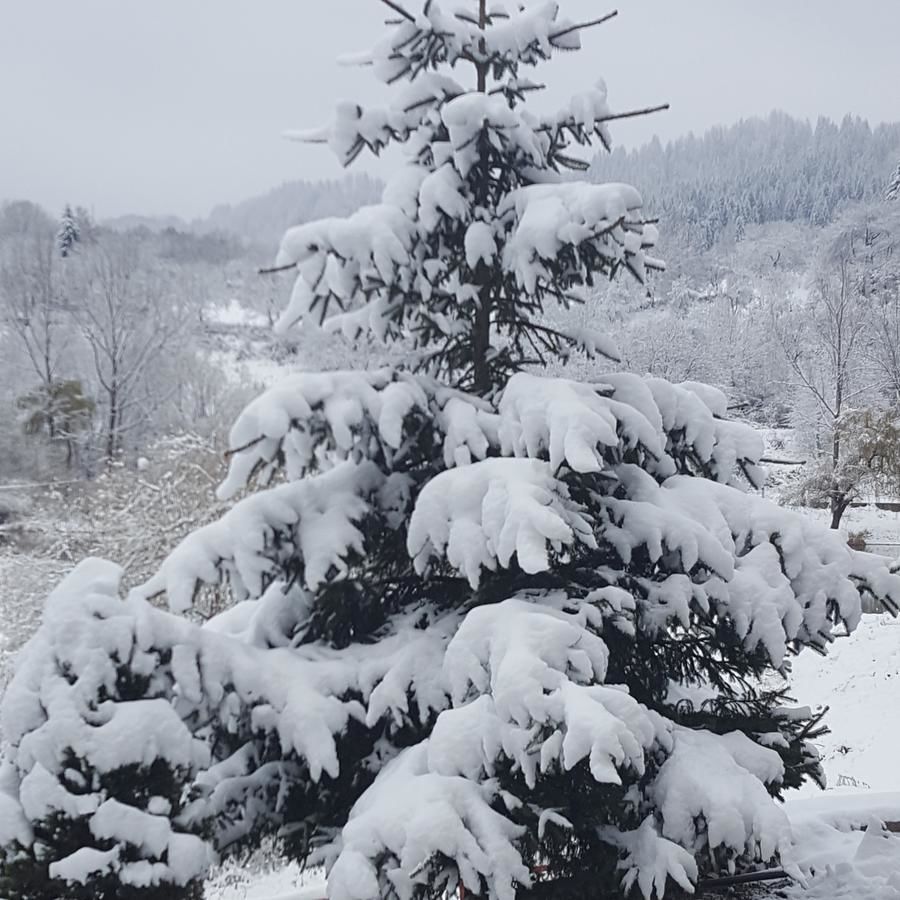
left=591, top=111, right=900, bottom=250
left=99, top=114, right=900, bottom=256
left=102, top=174, right=383, bottom=249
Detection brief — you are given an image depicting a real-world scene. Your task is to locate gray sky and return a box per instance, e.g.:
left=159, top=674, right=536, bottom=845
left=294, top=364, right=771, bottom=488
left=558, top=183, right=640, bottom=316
left=3, top=0, right=900, bottom=220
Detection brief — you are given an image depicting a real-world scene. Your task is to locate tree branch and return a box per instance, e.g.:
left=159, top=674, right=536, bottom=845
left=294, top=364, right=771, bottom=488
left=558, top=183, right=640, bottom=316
left=698, top=869, right=788, bottom=890
left=379, top=0, right=415, bottom=23
left=549, top=10, right=618, bottom=42
left=259, top=262, right=298, bottom=276
left=597, top=103, right=670, bottom=123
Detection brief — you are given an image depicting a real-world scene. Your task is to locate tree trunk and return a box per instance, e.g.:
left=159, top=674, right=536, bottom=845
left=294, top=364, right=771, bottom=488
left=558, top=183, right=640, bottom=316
left=472, top=287, right=491, bottom=395
left=106, top=384, right=118, bottom=460
left=830, top=495, right=849, bottom=530
left=470, top=0, right=492, bottom=396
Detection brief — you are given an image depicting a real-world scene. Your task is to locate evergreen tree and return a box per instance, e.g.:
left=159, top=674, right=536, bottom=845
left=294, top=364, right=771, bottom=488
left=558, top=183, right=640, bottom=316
left=887, top=161, right=900, bottom=201
left=56, top=206, right=80, bottom=258
left=0, top=562, right=212, bottom=900
left=16, top=380, right=95, bottom=468
left=3, top=4, right=900, bottom=900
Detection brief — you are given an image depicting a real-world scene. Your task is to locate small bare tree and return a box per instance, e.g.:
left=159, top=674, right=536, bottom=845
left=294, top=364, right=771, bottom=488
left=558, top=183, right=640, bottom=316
left=0, top=232, right=84, bottom=458
left=786, top=406, right=900, bottom=524
left=778, top=256, right=873, bottom=527
left=74, top=238, right=191, bottom=460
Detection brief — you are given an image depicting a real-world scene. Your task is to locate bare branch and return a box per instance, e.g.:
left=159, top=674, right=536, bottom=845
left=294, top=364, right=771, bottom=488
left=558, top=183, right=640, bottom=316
left=549, top=10, right=618, bottom=43
left=698, top=869, right=789, bottom=890
left=259, top=262, right=298, bottom=276
left=597, top=103, right=670, bottom=124
left=379, top=0, right=415, bottom=23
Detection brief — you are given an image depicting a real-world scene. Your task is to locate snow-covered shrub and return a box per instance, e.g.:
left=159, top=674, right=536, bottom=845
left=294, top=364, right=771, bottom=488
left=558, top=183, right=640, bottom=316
left=3, top=4, right=900, bottom=900
left=0, top=560, right=213, bottom=900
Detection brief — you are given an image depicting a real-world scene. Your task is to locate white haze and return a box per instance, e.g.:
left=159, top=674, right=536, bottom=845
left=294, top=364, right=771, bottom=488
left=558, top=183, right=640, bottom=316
left=2, top=0, right=900, bottom=218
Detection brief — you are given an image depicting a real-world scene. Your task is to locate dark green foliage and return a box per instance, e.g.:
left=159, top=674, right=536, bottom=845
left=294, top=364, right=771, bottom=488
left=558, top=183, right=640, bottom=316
left=16, top=380, right=95, bottom=468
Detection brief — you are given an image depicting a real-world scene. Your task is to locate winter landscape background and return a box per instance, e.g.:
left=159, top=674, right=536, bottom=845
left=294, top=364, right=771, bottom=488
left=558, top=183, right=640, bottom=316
left=3, top=2, right=900, bottom=899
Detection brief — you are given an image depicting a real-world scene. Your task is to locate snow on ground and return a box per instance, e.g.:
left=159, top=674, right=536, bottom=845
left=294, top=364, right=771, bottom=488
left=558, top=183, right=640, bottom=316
left=208, top=349, right=297, bottom=392
left=205, top=861, right=325, bottom=900
left=762, top=426, right=900, bottom=550
left=786, top=612, right=900, bottom=796
left=783, top=793, right=900, bottom=899
left=794, top=503, right=900, bottom=551
left=770, top=613, right=900, bottom=897
left=0, top=553, right=68, bottom=698
left=206, top=299, right=270, bottom=329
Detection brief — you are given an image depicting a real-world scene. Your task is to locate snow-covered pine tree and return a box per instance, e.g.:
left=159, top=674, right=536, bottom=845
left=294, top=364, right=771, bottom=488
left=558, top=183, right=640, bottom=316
left=3, top=3, right=900, bottom=899
left=887, top=161, right=900, bottom=201
left=56, top=206, right=80, bottom=258
left=0, top=561, right=213, bottom=900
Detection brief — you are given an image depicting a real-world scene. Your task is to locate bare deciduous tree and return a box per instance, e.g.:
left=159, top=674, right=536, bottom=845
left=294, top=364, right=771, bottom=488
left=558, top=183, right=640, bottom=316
left=0, top=232, right=78, bottom=445
left=74, top=238, right=191, bottom=460
left=779, top=246, right=876, bottom=527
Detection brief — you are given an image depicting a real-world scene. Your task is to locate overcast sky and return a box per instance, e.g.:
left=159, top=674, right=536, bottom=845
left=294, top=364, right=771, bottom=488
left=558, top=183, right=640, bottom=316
left=3, top=0, right=900, bottom=220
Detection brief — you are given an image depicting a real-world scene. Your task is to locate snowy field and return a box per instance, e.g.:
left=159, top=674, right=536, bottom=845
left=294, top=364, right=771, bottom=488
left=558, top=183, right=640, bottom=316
left=788, top=613, right=900, bottom=796
left=776, top=615, right=900, bottom=895
left=797, top=504, right=900, bottom=550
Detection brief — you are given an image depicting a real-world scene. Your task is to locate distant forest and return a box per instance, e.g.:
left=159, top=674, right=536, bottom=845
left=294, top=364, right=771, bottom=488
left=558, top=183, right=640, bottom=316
left=590, top=111, right=900, bottom=250
left=99, top=113, right=900, bottom=258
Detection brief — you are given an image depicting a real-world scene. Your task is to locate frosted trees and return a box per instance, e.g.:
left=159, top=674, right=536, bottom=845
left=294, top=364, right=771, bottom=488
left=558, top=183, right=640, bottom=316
left=4, top=4, right=900, bottom=900
left=56, top=207, right=80, bottom=259
left=886, top=162, right=900, bottom=201
left=0, top=229, right=83, bottom=467
left=777, top=258, right=868, bottom=527
left=780, top=205, right=900, bottom=526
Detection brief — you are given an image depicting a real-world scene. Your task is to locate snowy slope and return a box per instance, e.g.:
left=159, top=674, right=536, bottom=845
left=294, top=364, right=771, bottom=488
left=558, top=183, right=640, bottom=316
left=786, top=612, right=900, bottom=796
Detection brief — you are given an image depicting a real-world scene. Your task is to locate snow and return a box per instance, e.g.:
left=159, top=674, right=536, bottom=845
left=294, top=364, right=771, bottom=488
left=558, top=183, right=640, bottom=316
left=408, top=457, right=595, bottom=586
left=0, top=760, right=33, bottom=848
left=49, top=846, right=120, bottom=884
left=783, top=796, right=900, bottom=899
left=208, top=873, right=328, bottom=900
left=219, top=369, right=421, bottom=497
left=5, top=4, right=900, bottom=897
left=784, top=612, right=900, bottom=795
left=792, top=502, right=900, bottom=548
left=653, top=727, right=794, bottom=869
left=218, top=368, right=499, bottom=499
left=206, top=298, right=269, bottom=329
left=137, top=459, right=383, bottom=610
left=327, top=743, right=531, bottom=900
left=464, top=220, right=497, bottom=268
left=600, top=816, right=697, bottom=900
left=437, top=596, right=663, bottom=788
left=502, top=182, right=658, bottom=292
